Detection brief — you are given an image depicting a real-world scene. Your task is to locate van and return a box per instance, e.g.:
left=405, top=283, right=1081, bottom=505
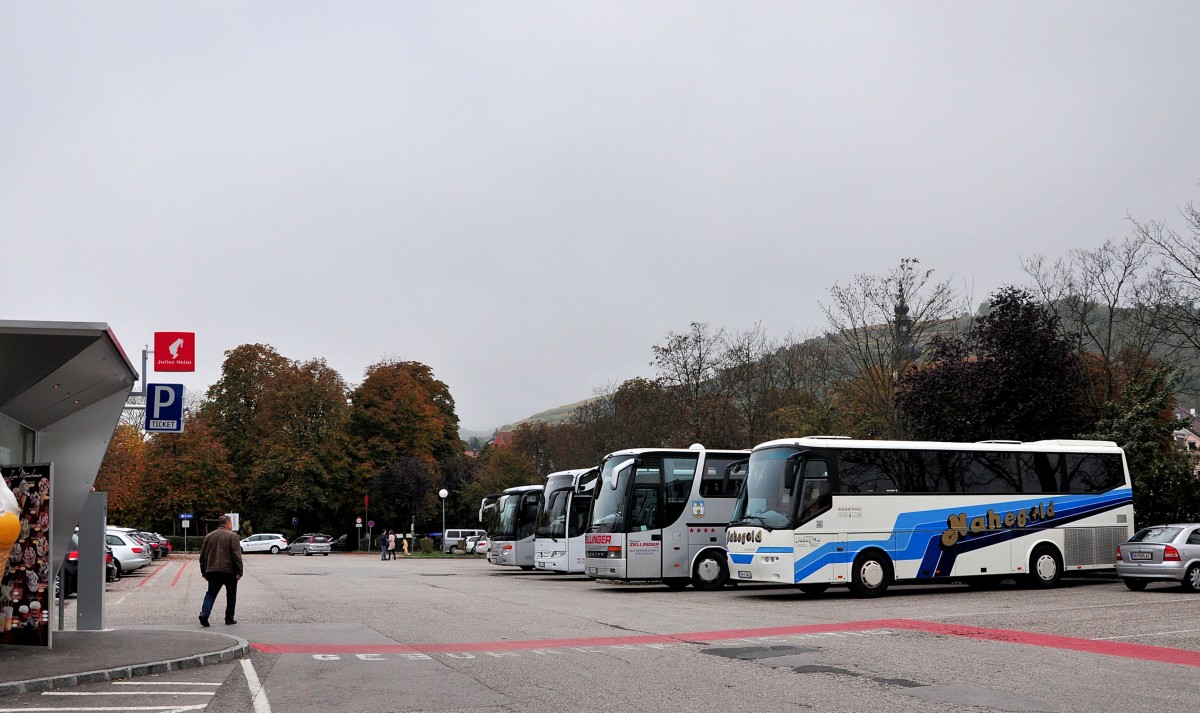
left=442, top=528, right=486, bottom=553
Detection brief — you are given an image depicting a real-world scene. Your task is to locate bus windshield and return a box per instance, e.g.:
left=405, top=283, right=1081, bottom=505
left=536, top=488, right=571, bottom=538
left=493, top=495, right=519, bottom=540
left=732, top=446, right=800, bottom=529
left=589, top=456, right=631, bottom=534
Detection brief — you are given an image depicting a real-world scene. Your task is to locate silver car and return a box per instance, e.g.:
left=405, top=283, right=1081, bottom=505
left=1115, top=524, right=1200, bottom=591
left=287, top=535, right=331, bottom=556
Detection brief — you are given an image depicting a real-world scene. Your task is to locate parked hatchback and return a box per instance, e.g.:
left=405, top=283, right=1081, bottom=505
left=288, top=535, right=331, bottom=556
left=105, top=529, right=152, bottom=574
left=241, top=533, right=288, bottom=554
left=1116, top=524, right=1200, bottom=591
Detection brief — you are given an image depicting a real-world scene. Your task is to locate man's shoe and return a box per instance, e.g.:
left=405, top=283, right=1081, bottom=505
left=225, top=619, right=237, bottom=625
left=199, top=615, right=210, bottom=628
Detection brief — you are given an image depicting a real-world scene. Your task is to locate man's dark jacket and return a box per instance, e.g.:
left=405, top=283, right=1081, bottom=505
left=200, top=527, right=243, bottom=577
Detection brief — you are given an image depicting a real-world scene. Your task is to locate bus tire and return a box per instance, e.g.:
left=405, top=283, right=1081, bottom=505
left=848, top=551, right=892, bottom=598
left=691, top=551, right=728, bottom=591
left=1026, top=544, right=1062, bottom=588
left=520, top=565, right=534, bottom=571
left=663, top=578, right=690, bottom=590
left=797, top=584, right=829, bottom=596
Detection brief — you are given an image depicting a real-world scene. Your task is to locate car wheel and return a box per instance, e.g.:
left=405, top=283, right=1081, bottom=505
left=1182, top=564, right=1200, bottom=593
left=114, top=560, right=123, bottom=575
left=288, top=549, right=295, bottom=556
left=1123, top=577, right=1148, bottom=591
left=849, top=551, right=892, bottom=597
left=797, top=583, right=830, bottom=596
left=450, top=546, right=461, bottom=554
left=304, top=548, right=311, bottom=556
left=270, top=546, right=280, bottom=554
left=691, top=551, right=729, bottom=591
left=322, top=553, right=329, bottom=556
left=1026, top=545, right=1062, bottom=589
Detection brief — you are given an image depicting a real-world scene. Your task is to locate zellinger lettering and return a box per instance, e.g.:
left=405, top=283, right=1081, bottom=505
left=940, top=501, right=1055, bottom=549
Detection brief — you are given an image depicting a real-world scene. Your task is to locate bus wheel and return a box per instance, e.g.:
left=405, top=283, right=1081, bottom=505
left=797, top=584, right=829, bottom=596
left=848, top=552, right=892, bottom=597
left=1026, top=545, right=1062, bottom=588
left=692, top=552, right=728, bottom=591
left=520, top=565, right=534, bottom=571
left=663, top=578, right=690, bottom=590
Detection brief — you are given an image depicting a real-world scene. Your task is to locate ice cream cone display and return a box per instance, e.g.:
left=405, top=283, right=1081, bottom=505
left=0, top=465, right=51, bottom=646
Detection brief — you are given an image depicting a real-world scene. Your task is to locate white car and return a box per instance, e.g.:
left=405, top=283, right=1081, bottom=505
left=466, top=535, right=490, bottom=554
left=241, top=533, right=288, bottom=554
left=105, top=530, right=152, bottom=574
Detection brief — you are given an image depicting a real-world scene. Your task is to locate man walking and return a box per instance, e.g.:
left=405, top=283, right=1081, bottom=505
left=198, top=515, right=243, bottom=627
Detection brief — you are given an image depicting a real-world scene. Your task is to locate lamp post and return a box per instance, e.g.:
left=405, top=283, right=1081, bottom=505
left=438, top=489, right=448, bottom=546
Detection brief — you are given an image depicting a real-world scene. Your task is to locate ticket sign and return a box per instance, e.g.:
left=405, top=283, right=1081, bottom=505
left=145, top=384, right=185, bottom=433
left=154, top=332, right=195, bottom=372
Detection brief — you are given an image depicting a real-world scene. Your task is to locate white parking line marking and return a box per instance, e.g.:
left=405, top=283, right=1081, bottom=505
left=1094, top=628, right=1200, bottom=640
left=43, top=692, right=214, bottom=696
left=110, top=676, right=223, bottom=681
left=0, top=700, right=206, bottom=705
left=0, top=707, right=206, bottom=712
left=241, top=657, right=272, bottom=713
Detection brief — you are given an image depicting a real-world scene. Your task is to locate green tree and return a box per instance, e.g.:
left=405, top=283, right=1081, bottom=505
left=369, top=457, right=435, bottom=533
left=247, top=358, right=353, bottom=533
left=1084, top=366, right=1200, bottom=524
left=201, top=343, right=293, bottom=491
left=897, top=287, right=1095, bottom=441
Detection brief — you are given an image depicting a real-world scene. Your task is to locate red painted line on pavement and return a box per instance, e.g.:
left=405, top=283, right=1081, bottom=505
left=170, top=560, right=188, bottom=587
left=135, top=562, right=168, bottom=588
left=250, top=618, right=1200, bottom=667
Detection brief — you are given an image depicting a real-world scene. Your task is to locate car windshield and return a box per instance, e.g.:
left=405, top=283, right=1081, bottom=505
left=1129, top=526, right=1183, bottom=543
left=731, top=446, right=799, bottom=530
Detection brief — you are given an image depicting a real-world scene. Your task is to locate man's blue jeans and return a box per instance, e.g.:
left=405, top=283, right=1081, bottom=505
left=200, top=573, right=238, bottom=622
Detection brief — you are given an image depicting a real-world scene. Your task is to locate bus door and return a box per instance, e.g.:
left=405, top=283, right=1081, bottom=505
left=567, top=491, right=591, bottom=571
left=626, top=462, right=664, bottom=579
left=794, top=459, right=839, bottom=584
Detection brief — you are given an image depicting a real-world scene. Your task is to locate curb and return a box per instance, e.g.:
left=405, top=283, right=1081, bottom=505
left=0, top=636, right=250, bottom=697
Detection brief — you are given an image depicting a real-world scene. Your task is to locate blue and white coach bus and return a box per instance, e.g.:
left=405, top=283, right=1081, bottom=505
left=533, top=468, right=598, bottom=573
left=725, top=437, right=1134, bottom=597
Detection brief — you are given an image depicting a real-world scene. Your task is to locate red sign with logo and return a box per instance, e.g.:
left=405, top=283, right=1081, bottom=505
left=154, top=332, right=196, bottom=372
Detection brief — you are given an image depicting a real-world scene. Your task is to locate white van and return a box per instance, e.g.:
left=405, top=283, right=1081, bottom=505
left=442, top=528, right=486, bottom=553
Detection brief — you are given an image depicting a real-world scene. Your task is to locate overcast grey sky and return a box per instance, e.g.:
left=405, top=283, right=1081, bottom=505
left=4, top=3, right=1199, bottom=431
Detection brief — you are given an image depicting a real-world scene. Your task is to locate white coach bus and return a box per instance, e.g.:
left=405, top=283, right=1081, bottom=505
left=585, top=445, right=749, bottom=590
left=533, top=468, right=598, bottom=573
left=486, top=484, right=544, bottom=570
left=726, top=437, right=1134, bottom=597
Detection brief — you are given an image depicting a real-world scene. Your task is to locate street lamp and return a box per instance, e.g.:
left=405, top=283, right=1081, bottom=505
left=438, top=489, right=448, bottom=544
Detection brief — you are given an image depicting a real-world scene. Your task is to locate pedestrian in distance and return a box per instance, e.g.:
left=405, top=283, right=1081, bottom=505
left=198, top=515, right=242, bottom=627
left=380, top=532, right=388, bottom=561
left=387, top=530, right=396, bottom=561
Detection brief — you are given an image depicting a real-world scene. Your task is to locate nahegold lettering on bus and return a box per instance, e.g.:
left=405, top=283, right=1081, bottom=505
left=940, top=501, right=1056, bottom=549
left=727, top=529, right=762, bottom=545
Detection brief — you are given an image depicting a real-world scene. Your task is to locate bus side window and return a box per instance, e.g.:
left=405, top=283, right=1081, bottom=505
left=630, top=487, right=659, bottom=531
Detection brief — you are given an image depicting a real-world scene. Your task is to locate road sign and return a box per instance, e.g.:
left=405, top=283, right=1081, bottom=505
left=145, top=384, right=185, bottom=433
left=181, top=519, right=190, bottom=529
left=179, top=513, right=193, bottom=520
left=356, top=517, right=362, bottom=525
left=367, top=520, right=375, bottom=528
left=154, top=332, right=196, bottom=372
left=292, top=517, right=299, bottom=527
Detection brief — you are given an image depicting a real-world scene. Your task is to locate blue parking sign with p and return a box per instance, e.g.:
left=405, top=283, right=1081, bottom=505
left=146, top=383, right=185, bottom=433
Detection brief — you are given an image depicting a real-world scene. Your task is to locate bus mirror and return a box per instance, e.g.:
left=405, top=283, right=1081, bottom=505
left=608, top=458, right=636, bottom=490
